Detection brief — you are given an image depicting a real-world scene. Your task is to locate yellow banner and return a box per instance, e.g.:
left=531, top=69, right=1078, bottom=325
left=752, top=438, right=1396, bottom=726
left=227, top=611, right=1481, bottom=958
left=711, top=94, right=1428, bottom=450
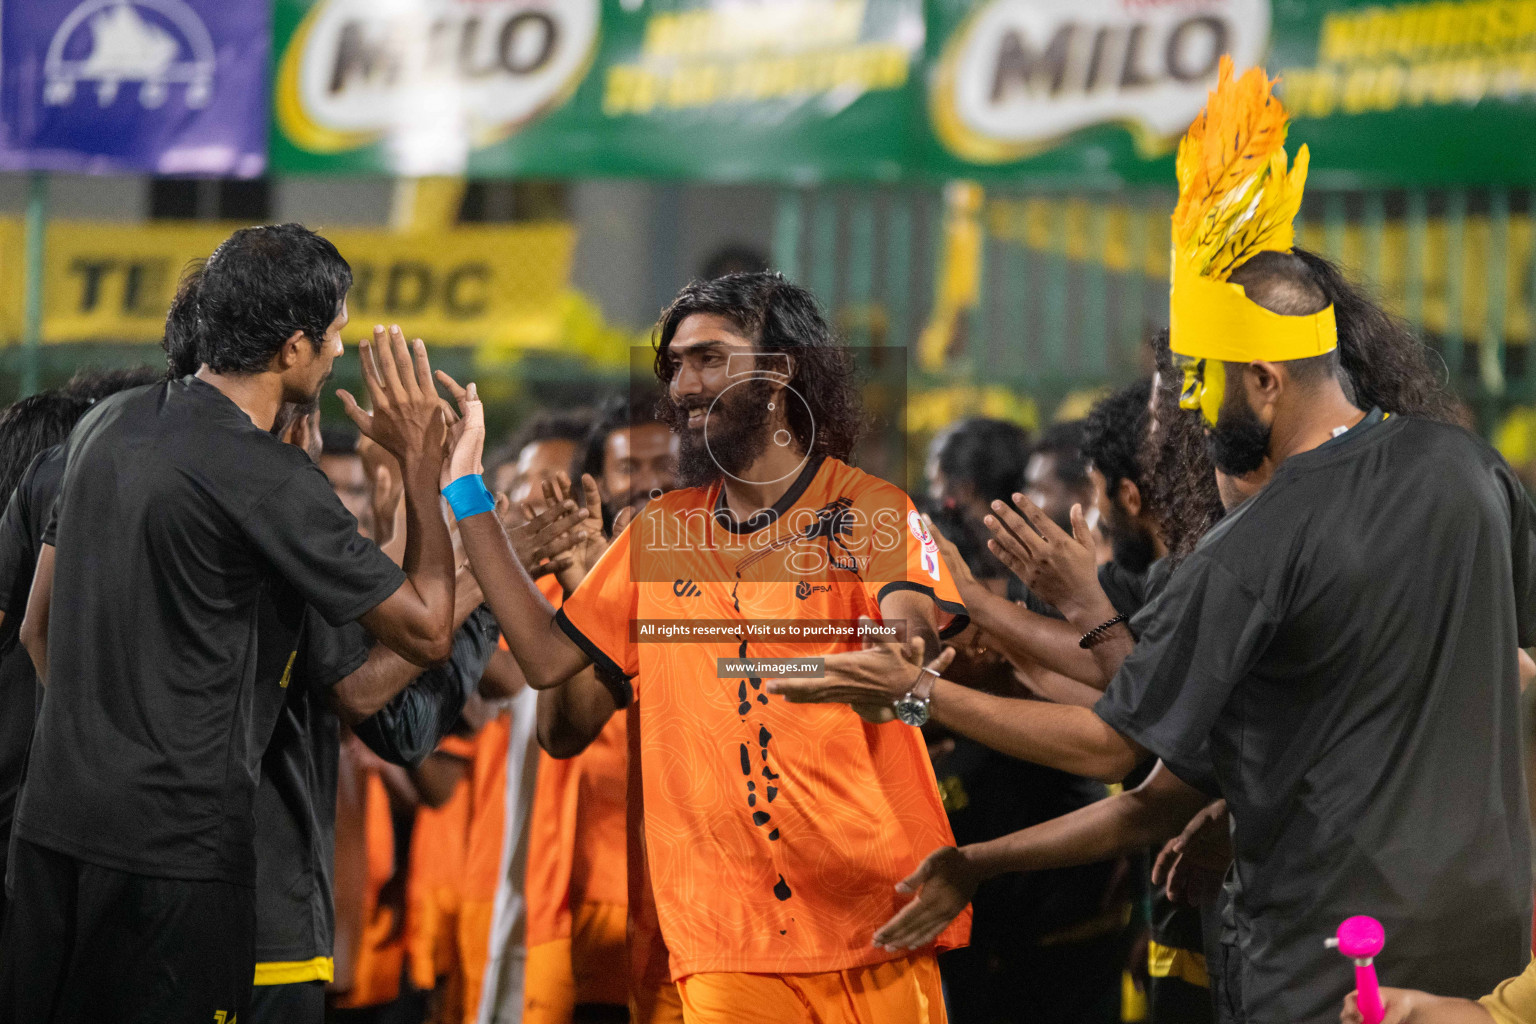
left=0, top=219, right=578, bottom=349
left=986, top=197, right=1536, bottom=347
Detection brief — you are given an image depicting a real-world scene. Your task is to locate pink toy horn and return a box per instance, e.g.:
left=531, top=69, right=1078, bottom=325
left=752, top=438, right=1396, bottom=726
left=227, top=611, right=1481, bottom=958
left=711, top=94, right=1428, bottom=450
left=1326, top=915, right=1385, bottom=1024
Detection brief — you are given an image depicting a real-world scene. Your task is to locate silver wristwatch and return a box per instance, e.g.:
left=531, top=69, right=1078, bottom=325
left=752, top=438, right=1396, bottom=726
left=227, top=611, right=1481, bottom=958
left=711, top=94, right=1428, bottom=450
left=894, top=666, right=941, bottom=727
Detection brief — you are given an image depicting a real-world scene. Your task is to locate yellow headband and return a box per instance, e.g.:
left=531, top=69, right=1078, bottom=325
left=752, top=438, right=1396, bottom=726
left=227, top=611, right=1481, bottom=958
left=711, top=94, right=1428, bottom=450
left=1168, top=57, right=1336, bottom=365
left=1169, top=252, right=1337, bottom=363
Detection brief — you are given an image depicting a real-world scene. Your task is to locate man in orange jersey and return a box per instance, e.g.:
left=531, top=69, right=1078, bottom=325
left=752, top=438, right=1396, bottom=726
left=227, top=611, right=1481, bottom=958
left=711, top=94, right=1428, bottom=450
left=405, top=732, right=476, bottom=1021
left=441, top=272, right=972, bottom=1024
left=525, top=393, right=679, bottom=1024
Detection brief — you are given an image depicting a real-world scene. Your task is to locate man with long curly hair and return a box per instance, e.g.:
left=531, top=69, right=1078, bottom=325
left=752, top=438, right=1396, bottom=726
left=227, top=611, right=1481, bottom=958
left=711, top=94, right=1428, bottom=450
left=444, top=272, right=973, bottom=1024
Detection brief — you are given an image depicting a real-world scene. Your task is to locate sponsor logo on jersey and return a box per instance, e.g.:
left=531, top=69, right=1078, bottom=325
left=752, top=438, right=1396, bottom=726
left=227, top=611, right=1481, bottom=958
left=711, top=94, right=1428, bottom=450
left=908, top=509, right=942, bottom=582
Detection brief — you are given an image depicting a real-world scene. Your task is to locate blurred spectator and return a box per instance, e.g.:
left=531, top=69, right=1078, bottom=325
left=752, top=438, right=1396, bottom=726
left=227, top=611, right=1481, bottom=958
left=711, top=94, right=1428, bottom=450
left=925, top=417, right=1031, bottom=582
left=1081, top=380, right=1159, bottom=576
left=322, top=426, right=375, bottom=537
left=486, top=410, right=594, bottom=499
left=577, top=392, right=678, bottom=532
left=64, top=366, right=165, bottom=407
left=1025, top=420, right=1097, bottom=536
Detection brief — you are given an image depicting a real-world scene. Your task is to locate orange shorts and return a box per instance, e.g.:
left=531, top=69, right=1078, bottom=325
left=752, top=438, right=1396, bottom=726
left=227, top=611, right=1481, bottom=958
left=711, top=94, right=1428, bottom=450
left=523, top=901, right=630, bottom=1024
left=676, top=954, right=946, bottom=1024
left=457, top=898, right=496, bottom=1024
left=408, top=885, right=461, bottom=992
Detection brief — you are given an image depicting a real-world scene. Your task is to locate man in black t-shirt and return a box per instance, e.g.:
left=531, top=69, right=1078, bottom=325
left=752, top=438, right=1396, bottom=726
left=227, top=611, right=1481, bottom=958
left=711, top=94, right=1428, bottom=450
left=1081, top=378, right=1212, bottom=1024
left=248, top=406, right=498, bottom=1022
left=0, top=370, right=164, bottom=924
left=0, top=224, right=459, bottom=1024
left=776, top=70, right=1535, bottom=1022
left=0, top=390, right=86, bottom=925
left=784, top=245, right=1536, bottom=1023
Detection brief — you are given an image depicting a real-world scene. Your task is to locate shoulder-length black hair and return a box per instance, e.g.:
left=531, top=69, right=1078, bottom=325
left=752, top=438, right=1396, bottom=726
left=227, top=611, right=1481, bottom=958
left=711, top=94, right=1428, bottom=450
left=653, top=272, right=865, bottom=462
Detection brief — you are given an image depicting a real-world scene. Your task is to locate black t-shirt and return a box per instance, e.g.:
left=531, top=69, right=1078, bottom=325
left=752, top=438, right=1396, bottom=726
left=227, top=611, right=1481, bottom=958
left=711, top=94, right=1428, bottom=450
left=0, top=445, right=64, bottom=874
left=253, top=605, right=498, bottom=965
left=1095, top=412, right=1536, bottom=1024
left=17, top=378, right=406, bottom=885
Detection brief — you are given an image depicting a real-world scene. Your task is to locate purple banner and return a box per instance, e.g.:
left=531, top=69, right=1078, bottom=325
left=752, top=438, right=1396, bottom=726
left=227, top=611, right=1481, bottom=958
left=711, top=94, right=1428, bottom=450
left=0, top=0, right=268, bottom=176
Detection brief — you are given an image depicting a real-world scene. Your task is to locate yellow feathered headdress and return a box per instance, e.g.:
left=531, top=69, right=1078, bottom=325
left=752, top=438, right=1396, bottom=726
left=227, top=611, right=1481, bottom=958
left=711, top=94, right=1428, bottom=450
left=1168, top=56, right=1336, bottom=363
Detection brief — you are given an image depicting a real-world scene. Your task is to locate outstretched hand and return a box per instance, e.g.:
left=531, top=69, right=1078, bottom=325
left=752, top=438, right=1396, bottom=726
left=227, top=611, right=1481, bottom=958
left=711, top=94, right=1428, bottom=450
left=1152, top=799, right=1231, bottom=907
left=871, top=846, right=978, bottom=951
left=432, top=370, right=485, bottom=483
left=766, top=617, right=956, bottom=723
left=984, top=494, right=1099, bottom=617
left=337, top=325, right=446, bottom=470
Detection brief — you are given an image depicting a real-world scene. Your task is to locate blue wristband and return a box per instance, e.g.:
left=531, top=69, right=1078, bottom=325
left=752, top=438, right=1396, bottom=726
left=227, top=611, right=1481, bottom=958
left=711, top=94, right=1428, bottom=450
left=442, top=474, right=495, bottom=520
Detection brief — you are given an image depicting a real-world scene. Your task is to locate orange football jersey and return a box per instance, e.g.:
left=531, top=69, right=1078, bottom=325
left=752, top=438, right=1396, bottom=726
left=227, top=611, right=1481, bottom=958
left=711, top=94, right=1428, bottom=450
left=557, top=456, right=971, bottom=978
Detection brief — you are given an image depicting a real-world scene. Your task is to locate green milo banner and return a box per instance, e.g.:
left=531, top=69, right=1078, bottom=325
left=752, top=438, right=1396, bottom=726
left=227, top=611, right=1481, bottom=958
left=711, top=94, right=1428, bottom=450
left=922, top=0, right=1536, bottom=187
left=272, top=0, right=1536, bottom=186
left=270, top=0, right=922, bottom=180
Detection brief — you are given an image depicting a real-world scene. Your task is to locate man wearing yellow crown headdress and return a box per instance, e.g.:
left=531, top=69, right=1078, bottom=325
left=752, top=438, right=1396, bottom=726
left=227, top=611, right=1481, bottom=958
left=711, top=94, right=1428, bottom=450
left=774, top=59, right=1536, bottom=1024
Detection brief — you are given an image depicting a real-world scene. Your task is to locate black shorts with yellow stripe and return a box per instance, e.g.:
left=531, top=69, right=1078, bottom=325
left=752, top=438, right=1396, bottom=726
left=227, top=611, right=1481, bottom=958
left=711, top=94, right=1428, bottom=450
left=1146, top=891, right=1213, bottom=1024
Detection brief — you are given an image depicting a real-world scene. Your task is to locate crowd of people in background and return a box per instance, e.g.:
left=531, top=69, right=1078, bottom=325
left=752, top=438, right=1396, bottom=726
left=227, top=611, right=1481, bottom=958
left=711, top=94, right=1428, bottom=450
left=4, top=65, right=1536, bottom=1024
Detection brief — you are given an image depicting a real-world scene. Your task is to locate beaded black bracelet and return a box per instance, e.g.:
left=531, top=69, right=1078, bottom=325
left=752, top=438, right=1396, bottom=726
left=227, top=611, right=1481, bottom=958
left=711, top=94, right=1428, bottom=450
left=1078, top=614, right=1128, bottom=650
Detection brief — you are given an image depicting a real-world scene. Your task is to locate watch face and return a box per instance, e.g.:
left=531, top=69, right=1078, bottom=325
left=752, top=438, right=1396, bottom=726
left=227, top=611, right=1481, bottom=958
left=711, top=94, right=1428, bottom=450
left=894, top=696, right=929, bottom=727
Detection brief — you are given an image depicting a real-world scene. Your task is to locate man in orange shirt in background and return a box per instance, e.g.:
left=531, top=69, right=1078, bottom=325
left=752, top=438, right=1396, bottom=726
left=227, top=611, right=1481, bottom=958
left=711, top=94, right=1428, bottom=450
left=405, top=412, right=597, bottom=1024
left=442, top=273, right=972, bottom=1024
left=524, top=393, right=679, bottom=1024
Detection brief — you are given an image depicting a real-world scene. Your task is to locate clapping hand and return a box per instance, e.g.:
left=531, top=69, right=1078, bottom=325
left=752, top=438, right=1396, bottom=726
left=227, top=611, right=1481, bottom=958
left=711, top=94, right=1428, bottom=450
left=984, top=494, right=1099, bottom=618
left=498, top=489, right=590, bottom=581
left=431, top=371, right=485, bottom=484
left=543, top=472, right=612, bottom=593
left=337, top=326, right=446, bottom=472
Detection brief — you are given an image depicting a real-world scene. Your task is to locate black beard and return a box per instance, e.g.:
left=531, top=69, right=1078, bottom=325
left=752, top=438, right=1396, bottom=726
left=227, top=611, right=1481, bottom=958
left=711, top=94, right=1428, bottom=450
left=1205, top=390, right=1271, bottom=477
left=666, top=377, right=775, bottom=489
left=1106, top=501, right=1156, bottom=574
